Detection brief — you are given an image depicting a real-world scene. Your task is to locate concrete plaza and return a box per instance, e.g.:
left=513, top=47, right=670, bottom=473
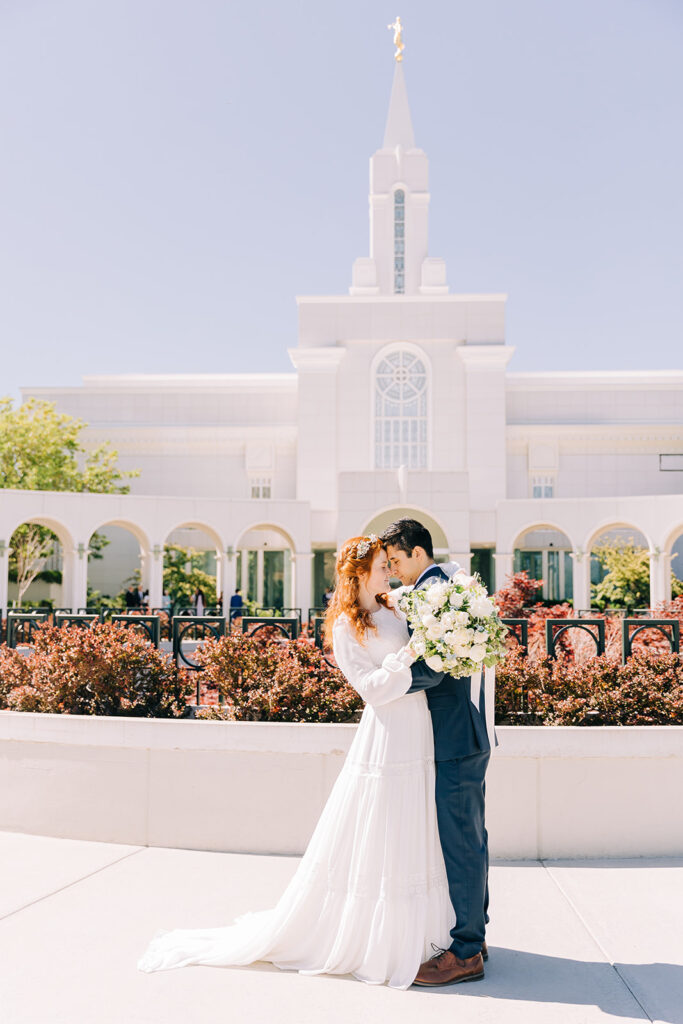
left=0, top=831, right=681, bottom=1024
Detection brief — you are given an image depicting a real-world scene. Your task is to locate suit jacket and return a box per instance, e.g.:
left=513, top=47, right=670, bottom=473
left=406, top=564, right=490, bottom=761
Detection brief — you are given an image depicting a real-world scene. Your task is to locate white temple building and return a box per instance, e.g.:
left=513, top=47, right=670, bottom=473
left=2, top=60, right=682, bottom=616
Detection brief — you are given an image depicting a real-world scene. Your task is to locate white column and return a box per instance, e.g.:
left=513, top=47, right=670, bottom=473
left=0, top=541, right=10, bottom=619
left=293, top=551, right=314, bottom=619
left=217, top=550, right=237, bottom=609
left=661, top=552, right=673, bottom=606
left=240, top=549, right=249, bottom=597
left=649, top=549, right=669, bottom=609
left=66, top=543, right=89, bottom=611
left=256, top=549, right=264, bottom=607
left=148, top=544, right=164, bottom=609
left=571, top=549, right=592, bottom=614
left=493, top=552, right=514, bottom=593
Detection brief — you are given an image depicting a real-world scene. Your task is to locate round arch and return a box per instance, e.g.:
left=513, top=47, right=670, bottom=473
left=662, top=521, right=683, bottom=558
left=584, top=520, right=653, bottom=554
left=163, top=520, right=225, bottom=553
left=361, top=506, right=450, bottom=553
left=585, top=521, right=653, bottom=612
left=8, top=515, right=75, bottom=553
left=662, top=522, right=683, bottom=593
left=88, top=518, right=151, bottom=553
left=85, top=520, right=153, bottom=610
left=160, top=521, right=227, bottom=611
left=511, top=522, right=574, bottom=604
left=233, top=522, right=297, bottom=610
left=233, top=521, right=297, bottom=552
left=7, top=515, right=75, bottom=610
left=511, top=521, right=577, bottom=552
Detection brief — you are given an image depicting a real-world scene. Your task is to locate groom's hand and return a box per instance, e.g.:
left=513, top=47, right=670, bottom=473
left=407, top=658, right=446, bottom=693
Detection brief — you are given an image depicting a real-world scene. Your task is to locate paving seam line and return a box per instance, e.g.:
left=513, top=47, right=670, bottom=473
left=540, top=859, right=653, bottom=1023
left=0, top=846, right=146, bottom=924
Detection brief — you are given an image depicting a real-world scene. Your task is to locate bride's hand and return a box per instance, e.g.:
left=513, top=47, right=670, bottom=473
left=402, top=641, right=419, bottom=664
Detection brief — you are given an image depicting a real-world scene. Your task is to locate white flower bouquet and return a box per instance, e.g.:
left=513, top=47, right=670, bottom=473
left=393, top=574, right=508, bottom=677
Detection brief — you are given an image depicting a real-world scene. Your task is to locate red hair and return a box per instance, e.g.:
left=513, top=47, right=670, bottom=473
left=323, top=535, right=394, bottom=647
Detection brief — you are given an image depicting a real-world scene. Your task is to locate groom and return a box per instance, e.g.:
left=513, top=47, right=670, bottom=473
left=381, top=517, right=490, bottom=987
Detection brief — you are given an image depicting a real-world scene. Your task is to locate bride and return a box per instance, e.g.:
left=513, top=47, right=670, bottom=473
left=138, top=534, right=454, bottom=990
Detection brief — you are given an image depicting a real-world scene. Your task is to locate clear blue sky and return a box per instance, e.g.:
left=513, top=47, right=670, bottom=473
left=1, top=0, right=681, bottom=401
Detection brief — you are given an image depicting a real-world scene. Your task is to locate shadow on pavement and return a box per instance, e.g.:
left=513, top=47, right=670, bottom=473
left=413, top=947, right=683, bottom=1024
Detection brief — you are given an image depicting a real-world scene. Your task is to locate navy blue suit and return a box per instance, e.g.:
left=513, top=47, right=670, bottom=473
left=406, top=564, right=490, bottom=960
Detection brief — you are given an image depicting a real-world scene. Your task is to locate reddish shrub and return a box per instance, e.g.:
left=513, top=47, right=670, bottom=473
left=0, top=623, right=192, bottom=717
left=494, top=646, right=551, bottom=722
left=194, top=633, right=362, bottom=723
left=607, top=651, right=683, bottom=725
left=495, top=648, right=683, bottom=725
left=494, top=571, right=543, bottom=617
left=0, top=645, right=32, bottom=706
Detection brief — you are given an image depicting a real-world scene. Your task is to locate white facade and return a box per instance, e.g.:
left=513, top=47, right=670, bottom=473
left=6, top=62, right=683, bottom=614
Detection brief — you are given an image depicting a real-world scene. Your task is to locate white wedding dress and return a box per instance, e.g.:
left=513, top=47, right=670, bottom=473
left=137, top=604, right=454, bottom=989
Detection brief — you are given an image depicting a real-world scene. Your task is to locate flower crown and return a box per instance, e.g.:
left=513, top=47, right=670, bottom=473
left=351, top=534, right=379, bottom=559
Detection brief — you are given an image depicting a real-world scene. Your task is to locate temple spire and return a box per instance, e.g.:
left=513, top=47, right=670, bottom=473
left=383, top=60, right=415, bottom=150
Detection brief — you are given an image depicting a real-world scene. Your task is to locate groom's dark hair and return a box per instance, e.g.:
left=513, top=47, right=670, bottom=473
left=380, top=518, right=434, bottom=559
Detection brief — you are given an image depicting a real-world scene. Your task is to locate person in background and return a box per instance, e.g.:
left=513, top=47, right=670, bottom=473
left=193, top=587, right=205, bottom=616
left=229, top=587, right=244, bottom=626
left=124, top=586, right=138, bottom=609
left=322, top=585, right=334, bottom=609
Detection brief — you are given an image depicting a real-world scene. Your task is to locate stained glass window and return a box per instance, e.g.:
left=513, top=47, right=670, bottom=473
left=394, top=190, right=405, bottom=293
left=374, top=349, right=428, bottom=469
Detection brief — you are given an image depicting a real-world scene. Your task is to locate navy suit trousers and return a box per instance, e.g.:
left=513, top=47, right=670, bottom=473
left=435, top=749, right=490, bottom=959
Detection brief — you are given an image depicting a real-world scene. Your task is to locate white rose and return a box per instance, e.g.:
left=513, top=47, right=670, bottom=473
left=426, top=583, right=448, bottom=608
left=441, top=611, right=456, bottom=630
left=470, top=645, right=487, bottom=663
left=425, top=654, right=444, bottom=672
left=451, top=627, right=474, bottom=645
left=412, top=638, right=426, bottom=656
left=452, top=645, right=471, bottom=659
left=454, top=610, right=470, bottom=626
left=421, top=612, right=438, bottom=628
left=427, top=622, right=445, bottom=641
left=449, top=591, right=464, bottom=609
left=470, top=596, right=494, bottom=619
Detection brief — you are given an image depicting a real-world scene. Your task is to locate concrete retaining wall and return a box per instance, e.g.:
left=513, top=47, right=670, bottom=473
left=1, top=712, right=681, bottom=858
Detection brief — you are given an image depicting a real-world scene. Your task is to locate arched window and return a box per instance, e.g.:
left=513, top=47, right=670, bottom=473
left=393, top=189, right=405, bottom=293
left=374, top=349, right=428, bottom=469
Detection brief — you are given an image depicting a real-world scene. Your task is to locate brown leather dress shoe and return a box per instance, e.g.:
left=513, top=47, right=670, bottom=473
left=481, top=940, right=488, bottom=961
left=413, top=948, right=485, bottom=987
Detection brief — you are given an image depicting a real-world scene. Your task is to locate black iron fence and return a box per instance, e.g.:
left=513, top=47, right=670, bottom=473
left=241, top=616, right=300, bottom=640
left=2, top=608, right=681, bottom=669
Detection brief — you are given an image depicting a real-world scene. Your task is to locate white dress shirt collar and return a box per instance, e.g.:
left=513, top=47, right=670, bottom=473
left=414, top=562, right=439, bottom=588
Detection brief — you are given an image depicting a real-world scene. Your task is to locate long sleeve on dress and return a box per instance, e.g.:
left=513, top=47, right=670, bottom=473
left=332, top=617, right=415, bottom=708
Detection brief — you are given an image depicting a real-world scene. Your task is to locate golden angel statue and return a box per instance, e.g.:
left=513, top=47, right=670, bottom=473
left=388, top=16, right=404, bottom=62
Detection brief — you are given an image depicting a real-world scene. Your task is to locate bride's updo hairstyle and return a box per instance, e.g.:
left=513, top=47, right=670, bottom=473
left=323, top=534, right=394, bottom=646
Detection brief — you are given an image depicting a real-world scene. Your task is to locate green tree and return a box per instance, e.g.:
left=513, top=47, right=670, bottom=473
left=0, top=398, right=138, bottom=605
left=592, top=539, right=683, bottom=610
left=162, top=545, right=217, bottom=609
